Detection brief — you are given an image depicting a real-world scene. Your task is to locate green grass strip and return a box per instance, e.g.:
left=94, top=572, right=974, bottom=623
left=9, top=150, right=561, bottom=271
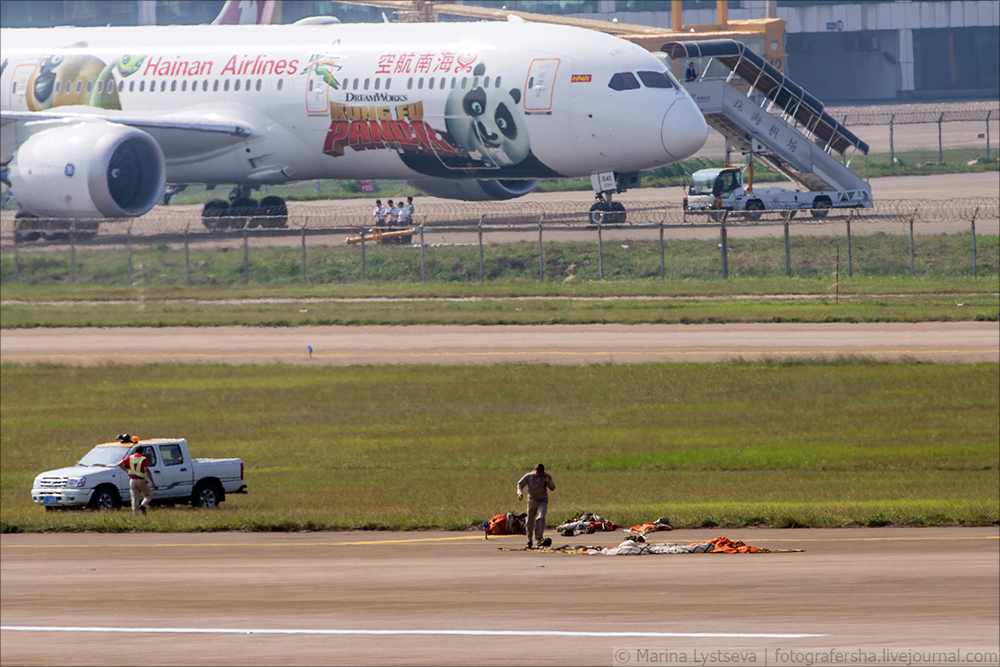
left=2, top=361, right=996, bottom=532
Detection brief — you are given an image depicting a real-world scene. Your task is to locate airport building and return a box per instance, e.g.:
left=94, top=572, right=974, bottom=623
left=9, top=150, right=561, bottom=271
left=2, top=0, right=997, bottom=101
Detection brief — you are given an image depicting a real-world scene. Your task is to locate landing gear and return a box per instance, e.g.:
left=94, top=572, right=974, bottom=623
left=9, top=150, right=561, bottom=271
left=589, top=193, right=626, bottom=225
left=162, top=184, right=187, bottom=206
left=13, top=211, right=98, bottom=242
left=199, top=187, right=288, bottom=230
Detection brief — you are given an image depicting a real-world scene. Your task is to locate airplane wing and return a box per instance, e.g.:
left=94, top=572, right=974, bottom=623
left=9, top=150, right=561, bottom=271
left=1, top=108, right=252, bottom=161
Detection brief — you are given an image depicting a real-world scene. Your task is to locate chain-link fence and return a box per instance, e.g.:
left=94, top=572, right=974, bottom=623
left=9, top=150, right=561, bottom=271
left=2, top=197, right=996, bottom=285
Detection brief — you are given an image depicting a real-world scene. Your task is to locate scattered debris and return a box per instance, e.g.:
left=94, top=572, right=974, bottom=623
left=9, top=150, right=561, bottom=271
left=556, top=512, right=618, bottom=537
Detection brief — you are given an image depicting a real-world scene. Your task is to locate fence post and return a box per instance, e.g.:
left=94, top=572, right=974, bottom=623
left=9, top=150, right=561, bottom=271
left=783, top=210, right=792, bottom=277
left=889, top=114, right=895, bottom=165
left=12, top=230, right=19, bottom=283
left=360, top=228, right=366, bottom=280
left=184, top=223, right=191, bottom=286
left=720, top=211, right=729, bottom=279
left=69, top=221, right=76, bottom=283
left=478, top=214, right=485, bottom=283
left=242, top=228, right=249, bottom=285
left=987, top=110, right=992, bottom=160
left=937, top=112, right=944, bottom=164
left=971, top=206, right=979, bottom=278
left=597, top=216, right=604, bottom=281
left=301, top=217, right=308, bottom=284
left=127, top=223, right=133, bottom=284
left=846, top=210, right=853, bottom=278
left=538, top=214, right=544, bottom=282
left=908, top=215, right=915, bottom=277
left=419, top=223, right=425, bottom=283
left=659, top=220, right=665, bottom=281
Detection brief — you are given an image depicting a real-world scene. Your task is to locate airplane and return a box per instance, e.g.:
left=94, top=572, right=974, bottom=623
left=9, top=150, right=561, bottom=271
left=0, top=18, right=707, bottom=230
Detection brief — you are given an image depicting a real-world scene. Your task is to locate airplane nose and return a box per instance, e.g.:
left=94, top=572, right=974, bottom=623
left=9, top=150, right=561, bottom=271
left=661, top=98, right=708, bottom=161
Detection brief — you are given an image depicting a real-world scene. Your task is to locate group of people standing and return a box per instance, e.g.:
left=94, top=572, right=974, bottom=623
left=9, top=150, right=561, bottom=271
left=372, top=196, right=415, bottom=228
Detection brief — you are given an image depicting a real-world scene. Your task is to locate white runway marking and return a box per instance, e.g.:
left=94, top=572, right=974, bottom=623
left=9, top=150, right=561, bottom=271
left=1, top=626, right=825, bottom=639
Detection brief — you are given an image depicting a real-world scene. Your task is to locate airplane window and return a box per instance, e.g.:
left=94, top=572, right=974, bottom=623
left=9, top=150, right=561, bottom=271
left=352, top=79, right=358, bottom=90
left=483, top=76, right=490, bottom=88
left=86, top=81, right=93, bottom=93
left=129, top=81, right=134, bottom=92
left=203, top=80, right=209, bottom=91
left=428, top=77, right=434, bottom=89
left=213, top=80, right=219, bottom=92
left=439, top=77, right=445, bottom=89
left=11, top=82, right=16, bottom=94
left=375, top=78, right=381, bottom=90
left=527, top=76, right=534, bottom=89
left=386, top=77, right=392, bottom=89
left=236, top=79, right=242, bottom=91
left=364, top=78, right=370, bottom=90
left=407, top=78, right=413, bottom=90
left=107, top=80, right=114, bottom=93
left=608, top=72, right=640, bottom=91
left=450, top=77, right=456, bottom=89
left=160, top=81, right=166, bottom=92
left=76, top=80, right=82, bottom=93
left=495, top=76, right=502, bottom=87
left=461, top=77, right=467, bottom=88
left=171, top=80, right=177, bottom=92
left=637, top=71, right=674, bottom=89
left=472, top=76, right=479, bottom=88
left=308, top=79, right=312, bottom=92
left=224, top=79, right=230, bottom=91
left=118, top=81, right=124, bottom=92
left=152, top=81, right=158, bottom=92
left=256, top=79, right=261, bottom=91
left=182, top=80, right=188, bottom=91
left=417, top=77, right=423, bottom=89
left=54, top=81, right=61, bottom=93
left=245, top=78, right=250, bottom=91
left=139, top=81, right=145, bottom=92
left=276, top=78, right=282, bottom=91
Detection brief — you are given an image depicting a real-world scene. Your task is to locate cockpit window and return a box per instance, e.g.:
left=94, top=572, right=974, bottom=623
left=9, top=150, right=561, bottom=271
left=608, top=72, right=640, bottom=91
left=637, top=71, right=674, bottom=89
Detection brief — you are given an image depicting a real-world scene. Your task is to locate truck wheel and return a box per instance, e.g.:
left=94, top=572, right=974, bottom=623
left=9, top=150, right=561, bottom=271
left=811, top=196, right=832, bottom=219
left=192, top=481, right=223, bottom=509
left=88, top=485, right=121, bottom=511
left=744, top=200, right=764, bottom=222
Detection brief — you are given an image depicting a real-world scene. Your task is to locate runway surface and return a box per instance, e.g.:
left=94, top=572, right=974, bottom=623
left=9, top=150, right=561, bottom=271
left=2, top=322, right=998, bottom=366
left=1, top=528, right=997, bottom=666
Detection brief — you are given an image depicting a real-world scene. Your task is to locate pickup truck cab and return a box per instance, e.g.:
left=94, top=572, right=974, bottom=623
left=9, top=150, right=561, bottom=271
left=31, top=438, right=246, bottom=510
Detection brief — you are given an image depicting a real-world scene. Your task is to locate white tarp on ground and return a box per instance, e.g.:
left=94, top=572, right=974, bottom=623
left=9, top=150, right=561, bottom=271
left=587, top=539, right=715, bottom=556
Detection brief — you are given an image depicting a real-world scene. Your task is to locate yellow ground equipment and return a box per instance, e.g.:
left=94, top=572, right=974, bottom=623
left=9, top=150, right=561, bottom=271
left=346, top=227, right=415, bottom=245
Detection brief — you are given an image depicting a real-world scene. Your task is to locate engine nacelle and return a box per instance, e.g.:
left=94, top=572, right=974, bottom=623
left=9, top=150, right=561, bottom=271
left=8, top=120, right=165, bottom=218
left=408, top=178, right=539, bottom=201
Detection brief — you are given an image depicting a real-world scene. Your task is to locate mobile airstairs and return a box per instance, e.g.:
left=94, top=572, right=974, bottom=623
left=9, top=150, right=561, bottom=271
left=662, top=40, right=872, bottom=210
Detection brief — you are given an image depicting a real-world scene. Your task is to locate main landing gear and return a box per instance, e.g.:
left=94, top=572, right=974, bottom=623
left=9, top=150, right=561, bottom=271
left=589, top=193, right=627, bottom=225
left=201, top=185, right=288, bottom=230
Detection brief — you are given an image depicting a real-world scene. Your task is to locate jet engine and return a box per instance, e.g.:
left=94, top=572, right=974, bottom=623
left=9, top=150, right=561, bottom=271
left=7, top=120, right=165, bottom=218
left=407, top=178, right=539, bottom=201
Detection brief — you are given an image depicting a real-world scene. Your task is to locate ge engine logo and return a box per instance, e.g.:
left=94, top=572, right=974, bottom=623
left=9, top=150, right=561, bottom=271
left=64, top=163, right=75, bottom=177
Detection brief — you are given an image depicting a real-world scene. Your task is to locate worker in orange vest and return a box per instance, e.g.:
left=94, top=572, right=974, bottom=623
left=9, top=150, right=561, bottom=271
left=117, top=437, right=157, bottom=515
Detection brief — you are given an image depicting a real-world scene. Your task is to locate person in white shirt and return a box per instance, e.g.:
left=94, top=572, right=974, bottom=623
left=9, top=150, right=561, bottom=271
left=372, top=199, right=387, bottom=228
left=387, top=200, right=400, bottom=227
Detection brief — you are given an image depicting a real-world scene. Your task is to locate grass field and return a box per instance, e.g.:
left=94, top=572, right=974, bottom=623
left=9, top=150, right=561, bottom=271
left=2, top=361, right=996, bottom=533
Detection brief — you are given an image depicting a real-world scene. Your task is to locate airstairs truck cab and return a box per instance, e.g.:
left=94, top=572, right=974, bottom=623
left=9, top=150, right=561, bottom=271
left=31, top=437, right=246, bottom=510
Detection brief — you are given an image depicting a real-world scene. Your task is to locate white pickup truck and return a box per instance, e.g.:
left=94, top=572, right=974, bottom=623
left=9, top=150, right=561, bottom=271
left=31, top=437, right=246, bottom=510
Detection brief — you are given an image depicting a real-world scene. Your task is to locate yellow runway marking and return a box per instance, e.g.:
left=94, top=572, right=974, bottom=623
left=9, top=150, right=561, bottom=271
left=2, top=534, right=996, bottom=550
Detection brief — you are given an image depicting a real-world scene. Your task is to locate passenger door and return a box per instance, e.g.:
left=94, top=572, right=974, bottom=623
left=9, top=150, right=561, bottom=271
left=523, top=58, right=560, bottom=113
left=150, top=443, right=194, bottom=500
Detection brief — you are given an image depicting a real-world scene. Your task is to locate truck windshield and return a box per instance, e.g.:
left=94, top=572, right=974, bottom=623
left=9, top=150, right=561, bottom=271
left=77, top=445, right=130, bottom=467
left=689, top=171, right=719, bottom=195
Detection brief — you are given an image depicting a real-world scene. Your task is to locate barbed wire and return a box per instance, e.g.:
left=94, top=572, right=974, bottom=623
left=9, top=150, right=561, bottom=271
left=828, top=101, right=999, bottom=126
left=1, top=197, right=996, bottom=240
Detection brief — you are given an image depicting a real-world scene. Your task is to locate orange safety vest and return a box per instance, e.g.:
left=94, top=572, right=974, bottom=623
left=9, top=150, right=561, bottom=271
left=127, top=453, right=148, bottom=480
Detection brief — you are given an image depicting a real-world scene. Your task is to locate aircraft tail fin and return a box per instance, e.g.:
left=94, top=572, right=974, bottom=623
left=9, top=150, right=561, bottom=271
left=211, top=0, right=276, bottom=25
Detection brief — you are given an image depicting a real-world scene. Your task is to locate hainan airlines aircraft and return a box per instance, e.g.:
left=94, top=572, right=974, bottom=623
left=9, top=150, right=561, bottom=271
left=0, top=19, right=707, bottom=228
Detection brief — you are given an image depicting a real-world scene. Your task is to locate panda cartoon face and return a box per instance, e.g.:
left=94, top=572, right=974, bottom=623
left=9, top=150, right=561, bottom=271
left=444, top=65, right=530, bottom=167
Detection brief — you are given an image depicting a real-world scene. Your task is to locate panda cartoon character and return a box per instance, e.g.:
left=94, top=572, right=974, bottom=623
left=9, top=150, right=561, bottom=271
left=27, top=48, right=122, bottom=111
left=444, top=63, right=530, bottom=168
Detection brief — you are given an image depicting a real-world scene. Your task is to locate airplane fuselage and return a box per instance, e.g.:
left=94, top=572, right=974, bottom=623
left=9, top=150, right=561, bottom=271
left=1, top=21, right=707, bottom=201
